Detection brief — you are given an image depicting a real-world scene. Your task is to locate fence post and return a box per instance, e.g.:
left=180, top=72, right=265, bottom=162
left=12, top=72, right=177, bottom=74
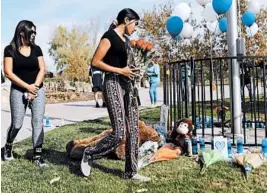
left=184, top=63, right=189, bottom=118
left=227, top=0, right=242, bottom=135
left=263, top=59, right=267, bottom=138
left=163, top=63, right=167, bottom=105
left=173, top=64, right=176, bottom=122
left=191, top=57, right=196, bottom=136
left=209, top=59, right=214, bottom=137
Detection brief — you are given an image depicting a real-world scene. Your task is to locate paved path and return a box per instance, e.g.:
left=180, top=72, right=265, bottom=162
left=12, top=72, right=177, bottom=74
left=1, top=85, right=163, bottom=146
left=1, top=81, right=262, bottom=147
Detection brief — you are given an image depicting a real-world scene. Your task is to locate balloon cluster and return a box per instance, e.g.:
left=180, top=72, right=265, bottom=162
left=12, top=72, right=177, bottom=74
left=200, top=0, right=232, bottom=34
left=198, top=0, right=264, bottom=36
left=165, top=0, right=233, bottom=39
left=166, top=3, right=193, bottom=40
left=166, top=0, right=265, bottom=40
left=242, top=0, right=265, bottom=38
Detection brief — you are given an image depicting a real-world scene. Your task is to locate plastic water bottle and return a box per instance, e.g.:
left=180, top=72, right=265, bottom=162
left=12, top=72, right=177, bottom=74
left=192, top=137, right=198, bottom=155
left=205, top=117, right=210, bottom=128
left=210, top=118, right=213, bottom=128
left=262, top=138, right=267, bottom=158
left=204, top=121, right=208, bottom=129
left=23, top=92, right=28, bottom=100
left=246, top=120, right=252, bottom=128
left=185, top=138, right=192, bottom=157
left=196, top=117, right=201, bottom=129
left=45, top=116, right=50, bottom=127
left=237, top=138, right=244, bottom=154
left=227, top=139, right=233, bottom=158
left=256, top=121, right=260, bottom=128
left=199, top=137, right=205, bottom=151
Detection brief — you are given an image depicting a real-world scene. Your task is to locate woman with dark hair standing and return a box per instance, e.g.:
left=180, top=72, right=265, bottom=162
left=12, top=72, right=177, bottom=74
left=81, top=8, right=151, bottom=182
left=3, top=20, right=48, bottom=168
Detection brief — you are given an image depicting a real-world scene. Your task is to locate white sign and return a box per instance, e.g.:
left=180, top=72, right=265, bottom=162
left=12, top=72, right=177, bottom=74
left=213, top=136, right=228, bottom=159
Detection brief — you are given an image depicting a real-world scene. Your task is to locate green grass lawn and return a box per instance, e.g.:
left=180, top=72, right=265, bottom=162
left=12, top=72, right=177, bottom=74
left=1, top=108, right=267, bottom=193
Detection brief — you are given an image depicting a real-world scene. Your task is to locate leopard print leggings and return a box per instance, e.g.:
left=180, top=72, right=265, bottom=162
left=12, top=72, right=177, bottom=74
left=84, top=74, right=139, bottom=178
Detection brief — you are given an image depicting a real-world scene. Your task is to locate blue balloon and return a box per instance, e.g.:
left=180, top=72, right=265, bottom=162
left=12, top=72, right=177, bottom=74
left=166, top=16, right=183, bottom=37
left=212, top=0, right=233, bottom=15
left=219, top=18, right=228, bottom=32
left=242, top=11, right=256, bottom=27
left=174, top=34, right=182, bottom=40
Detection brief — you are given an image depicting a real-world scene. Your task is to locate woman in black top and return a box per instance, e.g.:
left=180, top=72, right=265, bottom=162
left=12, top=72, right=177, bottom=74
left=3, top=20, right=48, bottom=167
left=81, top=8, right=151, bottom=182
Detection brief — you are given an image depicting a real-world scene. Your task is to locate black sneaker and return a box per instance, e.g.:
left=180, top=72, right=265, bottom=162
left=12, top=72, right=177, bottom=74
left=102, top=102, right=106, bottom=108
left=96, top=102, right=100, bottom=108
left=33, top=156, right=49, bottom=168
left=4, top=144, right=14, bottom=161
left=66, top=140, right=74, bottom=157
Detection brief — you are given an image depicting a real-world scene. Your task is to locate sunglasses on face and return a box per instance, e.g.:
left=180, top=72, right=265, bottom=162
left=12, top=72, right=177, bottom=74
left=30, top=30, right=37, bottom=35
left=129, top=20, right=139, bottom=26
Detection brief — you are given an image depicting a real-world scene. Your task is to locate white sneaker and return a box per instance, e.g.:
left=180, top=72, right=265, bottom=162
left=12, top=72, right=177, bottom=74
left=33, top=157, right=49, bottom=168
left=80, top=150, right=92, bottom=177
left=130, top=173, right=151, bottom=182
left=4, top=153, right=14, bottom=161
left=4, top=146, right=14, bottom=161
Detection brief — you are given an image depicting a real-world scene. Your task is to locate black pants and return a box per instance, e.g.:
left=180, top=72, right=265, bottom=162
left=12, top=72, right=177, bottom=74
left=241, top=83, right=253, bottom=101
left=84, top=74, right=139, bottom=178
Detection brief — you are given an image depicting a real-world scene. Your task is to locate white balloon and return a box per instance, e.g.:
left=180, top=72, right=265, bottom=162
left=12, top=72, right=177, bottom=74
left=207, top=21, right=218, bottom=32
left=248, top=0, right=261, bottom=14
left=203, top=3, right=218, bottom=22
left=246, top=23, right=259, bottom=37
left=181, top=23, right=193, bottom=38
left=214, top=22, right=222, bottom=35
left=196, top=0, right=211, bottom=6
left=173, top=3, right=191, bottom=21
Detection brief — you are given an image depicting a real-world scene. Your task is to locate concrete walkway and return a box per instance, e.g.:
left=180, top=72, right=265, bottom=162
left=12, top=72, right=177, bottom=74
left=1, top=86, right=163, bottom=146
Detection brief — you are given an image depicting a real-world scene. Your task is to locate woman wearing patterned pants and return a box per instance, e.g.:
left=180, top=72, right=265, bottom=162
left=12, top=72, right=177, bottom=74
left=82, top=74, right=140, bottom=178
left=81, top=8, right=151, bottom=182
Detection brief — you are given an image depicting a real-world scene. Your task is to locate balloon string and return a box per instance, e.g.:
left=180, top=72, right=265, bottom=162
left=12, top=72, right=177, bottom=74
left=249, top=27, right=253, bottom=38
left=210, top=22, right=219, bottom=83
left=176, top=39, right=179, bottom=61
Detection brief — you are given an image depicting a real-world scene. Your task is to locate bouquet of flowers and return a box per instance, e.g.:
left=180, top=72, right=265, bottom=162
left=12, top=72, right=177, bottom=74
left=127, top=39, right=155, bottom=88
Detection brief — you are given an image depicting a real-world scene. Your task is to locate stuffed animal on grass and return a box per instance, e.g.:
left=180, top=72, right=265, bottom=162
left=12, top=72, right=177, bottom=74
left=166, top=118, right=194, bottom=155
left=66, top=120, right=161, bottom=160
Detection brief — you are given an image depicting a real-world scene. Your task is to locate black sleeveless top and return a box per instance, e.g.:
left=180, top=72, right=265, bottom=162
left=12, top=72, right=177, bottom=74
left=4, top=45, right=43, bottom=91
left=101, top=30, right=127, bottom=69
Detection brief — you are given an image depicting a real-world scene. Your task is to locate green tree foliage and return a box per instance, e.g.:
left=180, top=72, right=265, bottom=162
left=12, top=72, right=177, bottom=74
left=48, top=26, right=92, bottom=81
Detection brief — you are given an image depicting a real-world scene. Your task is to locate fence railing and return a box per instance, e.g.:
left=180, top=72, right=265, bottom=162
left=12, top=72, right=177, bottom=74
left=163, top=56, right=267, bottom=146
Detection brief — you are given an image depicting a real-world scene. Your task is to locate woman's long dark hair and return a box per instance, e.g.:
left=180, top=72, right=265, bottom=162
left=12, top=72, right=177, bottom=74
left=9, top=20, right=36, bottom=56
left=108, top=8, right=140, bottom=30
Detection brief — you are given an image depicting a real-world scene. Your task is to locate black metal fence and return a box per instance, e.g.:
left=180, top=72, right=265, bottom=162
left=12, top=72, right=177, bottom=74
left=163, top=56, right=267, bottom=146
